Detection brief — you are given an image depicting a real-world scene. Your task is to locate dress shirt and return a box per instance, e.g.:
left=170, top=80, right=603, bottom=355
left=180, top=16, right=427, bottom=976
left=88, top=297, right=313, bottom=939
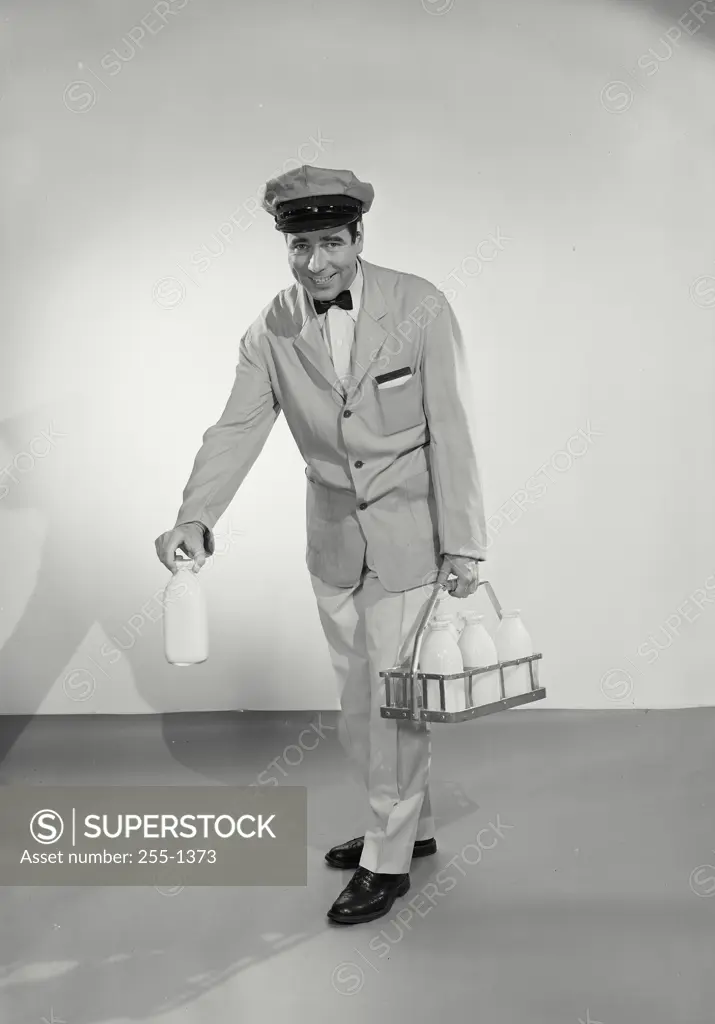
left=311, top=260, right=363, bottom=388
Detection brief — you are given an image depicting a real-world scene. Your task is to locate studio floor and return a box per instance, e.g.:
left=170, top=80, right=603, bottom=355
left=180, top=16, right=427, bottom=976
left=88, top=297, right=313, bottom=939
left=0, top=707, right=713, bottom=1024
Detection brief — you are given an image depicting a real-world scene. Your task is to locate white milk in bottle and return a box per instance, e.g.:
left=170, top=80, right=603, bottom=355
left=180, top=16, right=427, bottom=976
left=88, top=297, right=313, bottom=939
left=164, top=558, right=208, bottom=666
left=458, top=611, right=501, bottom=706
left=494, top=610, right=533, bottom=698
left=418, top=621, right=466, bottom=713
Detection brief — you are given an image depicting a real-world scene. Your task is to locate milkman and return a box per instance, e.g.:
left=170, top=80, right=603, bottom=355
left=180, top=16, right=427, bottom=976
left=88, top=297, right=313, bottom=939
left=155, top=164, right=487, bottom=924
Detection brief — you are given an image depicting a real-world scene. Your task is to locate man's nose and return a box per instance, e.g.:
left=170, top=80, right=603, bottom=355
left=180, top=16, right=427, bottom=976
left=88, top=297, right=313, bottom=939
left=307, top=248, right=327, bottom=272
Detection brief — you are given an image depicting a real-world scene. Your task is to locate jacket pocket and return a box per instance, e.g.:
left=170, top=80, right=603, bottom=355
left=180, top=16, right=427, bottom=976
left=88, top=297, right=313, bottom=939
left=375, top=372, right=423, bottom=435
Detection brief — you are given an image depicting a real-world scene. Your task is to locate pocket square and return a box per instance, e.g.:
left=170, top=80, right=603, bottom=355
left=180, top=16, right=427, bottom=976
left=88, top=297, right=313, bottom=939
left=375, top=366, right=413, bottom=389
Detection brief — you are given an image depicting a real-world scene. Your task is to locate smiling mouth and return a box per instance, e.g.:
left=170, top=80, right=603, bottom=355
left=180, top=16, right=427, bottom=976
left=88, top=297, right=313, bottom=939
left=311, top=273, right=336, bottom=285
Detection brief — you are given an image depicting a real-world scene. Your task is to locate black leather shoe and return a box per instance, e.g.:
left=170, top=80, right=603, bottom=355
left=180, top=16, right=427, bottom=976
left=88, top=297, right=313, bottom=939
left=325, top=835, right=437, bottom=869
left=327, top=866, right=410, bottom=924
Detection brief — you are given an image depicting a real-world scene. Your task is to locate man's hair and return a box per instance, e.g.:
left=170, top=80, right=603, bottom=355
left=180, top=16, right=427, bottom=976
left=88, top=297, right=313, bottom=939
left=347, top=218, right=362, bottom=243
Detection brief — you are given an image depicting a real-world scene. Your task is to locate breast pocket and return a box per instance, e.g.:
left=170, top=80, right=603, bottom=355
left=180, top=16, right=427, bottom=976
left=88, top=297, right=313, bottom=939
left=374, top=369, right=424, bottom=435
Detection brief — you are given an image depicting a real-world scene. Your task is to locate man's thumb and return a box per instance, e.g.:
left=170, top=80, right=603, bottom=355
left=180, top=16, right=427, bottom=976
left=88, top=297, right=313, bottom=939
left=182, top=542, right=206, bottom=571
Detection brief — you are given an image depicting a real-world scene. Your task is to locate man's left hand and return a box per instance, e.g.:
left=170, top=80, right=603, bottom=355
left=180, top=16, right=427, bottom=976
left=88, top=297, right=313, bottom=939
left=436, top=554, right=480, bottom=599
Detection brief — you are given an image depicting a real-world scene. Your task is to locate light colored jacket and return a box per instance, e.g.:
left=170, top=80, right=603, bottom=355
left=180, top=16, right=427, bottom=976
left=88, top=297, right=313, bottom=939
left=174, top=257, right=486, bottom=592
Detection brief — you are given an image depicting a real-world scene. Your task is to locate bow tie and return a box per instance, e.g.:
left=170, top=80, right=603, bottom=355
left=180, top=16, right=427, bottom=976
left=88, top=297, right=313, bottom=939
left=314, top=290, right=353, bottom=315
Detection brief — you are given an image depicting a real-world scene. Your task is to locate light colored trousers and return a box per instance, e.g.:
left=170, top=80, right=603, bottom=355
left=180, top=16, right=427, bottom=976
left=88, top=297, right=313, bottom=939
left=310, top=558, right=436, bottom=875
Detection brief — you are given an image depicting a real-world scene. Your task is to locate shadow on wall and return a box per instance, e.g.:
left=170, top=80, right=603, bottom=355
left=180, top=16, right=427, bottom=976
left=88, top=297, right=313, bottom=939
left=644, top=0, right=715, bottom=44
left=607, top=0, right=715, bottom=67
left=595, top=0, right=715, bottom=115
left=0, top=390, right=209, bottom=763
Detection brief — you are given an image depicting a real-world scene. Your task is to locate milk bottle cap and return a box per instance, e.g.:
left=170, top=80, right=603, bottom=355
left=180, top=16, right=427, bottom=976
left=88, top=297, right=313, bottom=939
left=462, top=610, right=485, bottom=623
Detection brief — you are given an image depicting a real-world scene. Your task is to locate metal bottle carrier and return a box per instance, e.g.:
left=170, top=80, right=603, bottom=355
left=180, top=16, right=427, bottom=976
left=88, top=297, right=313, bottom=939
left=380, top=579, right=546, bottom=723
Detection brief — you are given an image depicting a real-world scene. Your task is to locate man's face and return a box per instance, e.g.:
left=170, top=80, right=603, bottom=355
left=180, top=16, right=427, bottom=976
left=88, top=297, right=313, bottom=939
left=285, top=222, right=363, bottom=301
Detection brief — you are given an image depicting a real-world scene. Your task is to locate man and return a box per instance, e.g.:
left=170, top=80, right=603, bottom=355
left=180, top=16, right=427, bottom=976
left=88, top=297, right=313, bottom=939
left=154, top=165, right=487, bottom=925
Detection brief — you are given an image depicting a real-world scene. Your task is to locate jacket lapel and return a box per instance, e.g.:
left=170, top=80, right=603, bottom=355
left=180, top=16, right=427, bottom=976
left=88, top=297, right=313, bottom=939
left=293, top=287, right=337, bottom=389
left=292, top=258, right=392, bottom=401
left=349, top=259, right=391, bottom=397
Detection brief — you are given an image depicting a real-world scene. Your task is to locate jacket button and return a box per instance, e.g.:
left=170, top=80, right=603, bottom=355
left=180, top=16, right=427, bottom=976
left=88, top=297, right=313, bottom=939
left=343, top=410, right=351, bottom=418
left=355, top=460, right=363, bottom=468
left=359, top=502, right=367, bottom=510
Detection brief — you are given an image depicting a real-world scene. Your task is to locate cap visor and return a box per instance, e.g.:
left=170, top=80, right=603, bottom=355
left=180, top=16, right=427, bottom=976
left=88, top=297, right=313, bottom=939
left=277, top=213, right=360, bottom=234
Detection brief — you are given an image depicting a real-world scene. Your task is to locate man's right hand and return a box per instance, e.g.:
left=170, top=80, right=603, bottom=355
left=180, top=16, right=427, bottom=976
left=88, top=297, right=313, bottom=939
left=154, top=522, right=208, bottom=574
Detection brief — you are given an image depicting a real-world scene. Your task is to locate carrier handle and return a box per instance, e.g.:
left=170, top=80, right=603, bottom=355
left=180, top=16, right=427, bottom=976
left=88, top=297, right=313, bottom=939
left=407, top=578, right=504, bottom=721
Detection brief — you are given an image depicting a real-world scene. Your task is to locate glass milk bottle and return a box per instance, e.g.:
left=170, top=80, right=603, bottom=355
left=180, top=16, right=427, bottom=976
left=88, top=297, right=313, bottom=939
left=418, top=621, right=465, bottom=713
left=431, top=610, right=461, bottom=643
left=459, top=611, right=501, bottom=707
left=494, top=610, right=533, bottom=698
left=163, top=558, right=208, bottom=666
